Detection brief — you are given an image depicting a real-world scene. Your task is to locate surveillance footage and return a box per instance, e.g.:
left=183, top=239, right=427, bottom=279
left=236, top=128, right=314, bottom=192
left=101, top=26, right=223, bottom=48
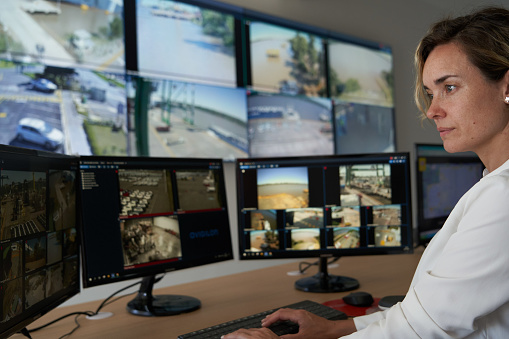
left=257, top=166, right=309, bottom=210
left=0, top=0, right=125, bottom=72
left=137, top=0, right=236, bottom=86
left=0, top=60, right=128, bottom=155
left=339, top=163, right=391, bottom=206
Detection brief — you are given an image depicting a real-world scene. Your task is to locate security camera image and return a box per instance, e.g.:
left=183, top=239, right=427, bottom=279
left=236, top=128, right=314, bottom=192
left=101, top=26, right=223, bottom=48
left=374, top=226, right=401, bottom=247
left=46, top=262, right=64, bottom=297
left=0, top=170, right=46, bottom=241
left=63, top=227, right=78, bottom=258
left=118, top=169, right=174, bottom=217
left=137, top=0, right=236, bottom=86
left=328, top=39, right=394, bottom=107
left=247, top=92, right=333, bottom=158
left=330, top=206, right=360, bottom=227
left=249, top=210, right=277, bottom=230
left=63, top=256, right=78, bottom=289
left=48, top=170, right=76, bottom=232
left=339, top=164, right=391, bottom=206
left=290, top=228, right=320, bottom=250
left=175, top=169, right=223, bottom=211
left=285, top=208, right=323, bottom=228
left=334, top=102, right=395, bottom=155
left=249, top=21, right=326, bottom=97
left=372, top=204, right=401, bottom=226
left=120, top=216, right=182, bottom=267
left=25, top=270, right=46, bottom=309
left=25, top=235, right=47, bottom=273
left=257, top=166, right=309, bottom=210
left=137, top=78, right=248, bottom=160
left=333, top=227, right=360, bottom=249
left=249, top=230, right=279, bottom=252
left=0, top=277, right=22, bottom=322
left=47, top=231, right=62, bottom=265
left=1, top=242, right=22, bottom=282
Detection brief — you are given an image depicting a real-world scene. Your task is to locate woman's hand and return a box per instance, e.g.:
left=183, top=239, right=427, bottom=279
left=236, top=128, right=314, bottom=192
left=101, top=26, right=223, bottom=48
left=222, top=308, right=357, bottom=339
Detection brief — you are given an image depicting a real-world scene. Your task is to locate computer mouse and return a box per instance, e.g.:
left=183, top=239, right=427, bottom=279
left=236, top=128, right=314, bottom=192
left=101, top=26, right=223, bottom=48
left=342, top=291, right=374, bottom=307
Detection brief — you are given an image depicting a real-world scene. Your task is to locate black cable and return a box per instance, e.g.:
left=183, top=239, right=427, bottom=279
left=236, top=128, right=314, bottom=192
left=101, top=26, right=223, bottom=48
left=19, top=327, right=32, bottom=339
left=58, top=314, right=83, bottom=339
left=93, top=279, right=142, bottom=314
left=27, top=311, right=95, bottom=333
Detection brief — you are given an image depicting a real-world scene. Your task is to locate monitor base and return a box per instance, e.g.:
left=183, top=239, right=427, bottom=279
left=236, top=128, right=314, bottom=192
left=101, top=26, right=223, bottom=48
left=126, top=275, right=201, bottom=316
left=127, top=294, right=201, bottom=317
left=294, top=257, right=359, bottom=293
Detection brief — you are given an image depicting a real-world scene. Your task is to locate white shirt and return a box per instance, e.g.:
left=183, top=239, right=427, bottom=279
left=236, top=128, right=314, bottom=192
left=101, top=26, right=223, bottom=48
left=347, top=159, right=509, bottom=338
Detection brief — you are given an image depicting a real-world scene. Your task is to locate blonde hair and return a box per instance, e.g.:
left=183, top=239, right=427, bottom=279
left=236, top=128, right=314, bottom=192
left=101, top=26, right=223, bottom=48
left=415, top=7, right=509, bottom=119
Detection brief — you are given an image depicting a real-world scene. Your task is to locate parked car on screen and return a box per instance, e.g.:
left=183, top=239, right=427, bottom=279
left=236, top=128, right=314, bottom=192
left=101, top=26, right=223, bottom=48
left=16, top=118, right=64, bottom=150
left=30, top=78, right=57, bottom=93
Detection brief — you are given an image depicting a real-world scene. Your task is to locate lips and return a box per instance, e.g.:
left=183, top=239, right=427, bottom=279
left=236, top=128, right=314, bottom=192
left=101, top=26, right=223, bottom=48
left=437, top=127, right=454, bottom=137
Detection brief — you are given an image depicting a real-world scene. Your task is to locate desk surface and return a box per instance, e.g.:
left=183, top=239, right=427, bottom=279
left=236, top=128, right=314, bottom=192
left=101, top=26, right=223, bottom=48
left=13, top=249, right=422, bottom=338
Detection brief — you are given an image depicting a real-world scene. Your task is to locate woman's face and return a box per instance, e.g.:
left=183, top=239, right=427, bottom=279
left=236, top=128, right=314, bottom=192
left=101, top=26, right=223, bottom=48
left=422, top=42, right=509, bottom=157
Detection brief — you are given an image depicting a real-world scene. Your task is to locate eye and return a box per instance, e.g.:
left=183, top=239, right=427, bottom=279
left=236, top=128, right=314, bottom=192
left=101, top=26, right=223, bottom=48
left=445, top=85, right=456, bottom=93
left=426, top=91, right=434, bottom=100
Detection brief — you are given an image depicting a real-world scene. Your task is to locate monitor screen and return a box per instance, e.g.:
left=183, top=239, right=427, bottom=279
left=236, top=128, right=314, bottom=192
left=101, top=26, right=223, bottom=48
left=415, top=144, right=484, bottom=245
left=236, top=152, right=412, bottom=293
left=0, top=0, right=125, bottom=72
left=78, top=155, right=233, bottom=316
left=0, top=60, right=129, bottom=156
left=247, top=91, right=334, bottom=157
left=246, top=19, right=327, bottom=97
left=127, top=75, right=248, bottom=159
left=136, top=0, right=238, bottom=87
left=0, top=145, right=80, bottom=338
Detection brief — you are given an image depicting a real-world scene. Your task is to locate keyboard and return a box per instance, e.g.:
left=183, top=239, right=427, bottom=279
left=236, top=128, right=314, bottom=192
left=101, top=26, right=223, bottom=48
left=177, top=299, right=347, bottom=339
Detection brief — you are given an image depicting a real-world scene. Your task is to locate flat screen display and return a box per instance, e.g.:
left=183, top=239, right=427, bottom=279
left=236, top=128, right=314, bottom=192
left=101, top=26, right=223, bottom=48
left=136, top=0, right=237, bottom=87
left=0, top=0, right=125, bottom=72
left=0, top=145, right=80, bottom=338
left=236, top=152, right=413, bottom=260
left=127, top=75, right=247, bottom=159
left=247, top=20, right=326, bottom=97
left=247, top=91, right=333, bottom=157
left=0, top=60, right=129, bottom=156
left=415, top=144, right=483, bottom=244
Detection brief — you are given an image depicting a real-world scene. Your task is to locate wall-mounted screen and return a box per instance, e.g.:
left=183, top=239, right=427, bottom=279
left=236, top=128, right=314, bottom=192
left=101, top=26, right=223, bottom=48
left=128, top=75, right=248, bottom=159
left=136, top=0, right=237, bottom=87
left=328, top=39, right=393, bottom=107
left=334, top=101, right=395, bottom=155
left=0, top=0, right=125, bottom=72
left=247, top=90, right=333, bottom=157
left=0, top=60, right=129, bottom=156
left=247, top=20, right=326, bottom=97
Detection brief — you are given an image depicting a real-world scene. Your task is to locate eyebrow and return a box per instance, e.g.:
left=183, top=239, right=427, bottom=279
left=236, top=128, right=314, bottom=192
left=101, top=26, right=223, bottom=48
left=423, top=74, right=458, bottom=90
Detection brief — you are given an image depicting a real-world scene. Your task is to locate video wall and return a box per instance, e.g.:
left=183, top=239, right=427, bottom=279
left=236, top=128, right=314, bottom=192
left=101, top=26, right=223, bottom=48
left=0, top=0, right=395, bottom=159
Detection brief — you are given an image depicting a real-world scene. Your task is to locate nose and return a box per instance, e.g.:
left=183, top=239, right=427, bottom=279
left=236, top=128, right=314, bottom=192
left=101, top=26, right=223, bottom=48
left=426, top=98, right=445, bottom=120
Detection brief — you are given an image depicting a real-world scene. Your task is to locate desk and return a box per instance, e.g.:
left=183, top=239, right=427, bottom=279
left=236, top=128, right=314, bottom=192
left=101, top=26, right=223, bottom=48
left=13, top=248, right=422, bottom=338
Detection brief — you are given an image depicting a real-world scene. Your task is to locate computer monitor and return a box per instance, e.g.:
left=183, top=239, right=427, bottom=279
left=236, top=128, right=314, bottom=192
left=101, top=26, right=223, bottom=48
left=415, top=143, right=484, bottom=246
left=135, top=0, right=239, bottom=87
left=236, top=152, right=413, bottom=293
left=78, top=155, right=233, bottom=316
left=0, top=60, right=129, bottom=156
left=0, top=0, right=125, bottom=72
left=0, top=145, right=80, bottom=338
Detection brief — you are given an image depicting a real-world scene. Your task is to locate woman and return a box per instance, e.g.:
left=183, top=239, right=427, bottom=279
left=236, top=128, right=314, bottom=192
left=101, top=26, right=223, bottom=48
left=223, top=6, right=509, bottom=338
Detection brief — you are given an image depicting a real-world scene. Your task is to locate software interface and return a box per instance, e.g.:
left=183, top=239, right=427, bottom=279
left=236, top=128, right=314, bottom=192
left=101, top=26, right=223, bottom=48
left=78, top=156, right=232, bottom=288
left=0, top=148, right=80, bottom=336
left=236, top=153, right=413, bottom=259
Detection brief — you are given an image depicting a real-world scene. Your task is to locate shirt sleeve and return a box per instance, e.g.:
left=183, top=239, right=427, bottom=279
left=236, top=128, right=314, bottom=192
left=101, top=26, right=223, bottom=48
left=342, top=173, right=509, bottom=338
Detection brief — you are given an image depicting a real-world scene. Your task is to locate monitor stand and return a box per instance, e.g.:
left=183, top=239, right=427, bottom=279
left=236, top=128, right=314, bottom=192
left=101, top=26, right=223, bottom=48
left=294, top=257, right=359, bottom=293
left=126, top=275, right=201, bottom=316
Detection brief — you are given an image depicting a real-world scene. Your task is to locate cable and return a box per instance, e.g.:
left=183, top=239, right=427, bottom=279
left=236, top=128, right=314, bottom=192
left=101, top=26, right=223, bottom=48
left=298, top=257, right=340, bottom=274
left=58, top=314, right=83, bottom=339
left=27, top=311, right=95, bottom=333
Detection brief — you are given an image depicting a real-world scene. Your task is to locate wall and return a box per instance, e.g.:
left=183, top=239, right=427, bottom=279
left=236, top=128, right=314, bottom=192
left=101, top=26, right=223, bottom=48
left=63, top=0, right=507, bottom=307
